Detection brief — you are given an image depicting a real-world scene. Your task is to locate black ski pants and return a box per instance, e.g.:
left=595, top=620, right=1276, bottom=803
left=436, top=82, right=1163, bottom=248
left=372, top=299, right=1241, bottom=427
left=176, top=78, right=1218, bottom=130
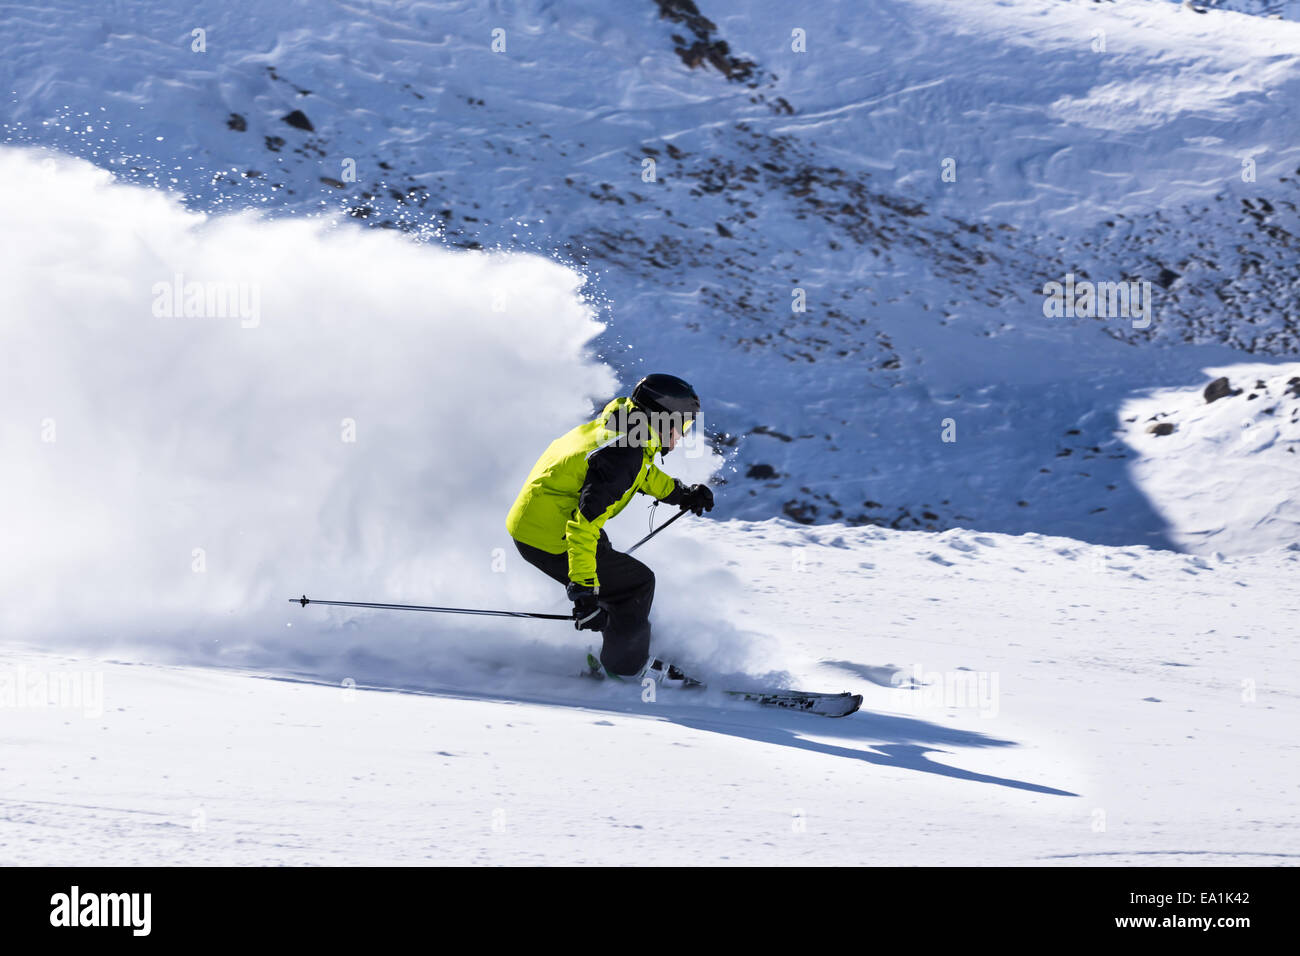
left=514, top=533, right=654, bottom=676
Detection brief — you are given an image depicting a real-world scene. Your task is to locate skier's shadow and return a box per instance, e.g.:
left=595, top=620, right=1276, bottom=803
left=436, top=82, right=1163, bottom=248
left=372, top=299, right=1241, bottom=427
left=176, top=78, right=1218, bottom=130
left=254, top=671, right=1074, bottom=795
left=663, top=708, right=1078, bottom=797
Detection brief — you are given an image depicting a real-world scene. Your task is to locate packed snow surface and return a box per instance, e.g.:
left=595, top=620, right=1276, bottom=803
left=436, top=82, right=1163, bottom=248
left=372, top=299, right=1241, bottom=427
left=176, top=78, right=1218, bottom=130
left=4, top=520, right=1297, bottom=865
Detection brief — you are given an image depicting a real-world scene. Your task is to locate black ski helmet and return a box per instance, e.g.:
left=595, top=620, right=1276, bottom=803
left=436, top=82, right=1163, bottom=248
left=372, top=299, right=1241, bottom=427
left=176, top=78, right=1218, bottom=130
left=631, top=373, right=700, bottom=418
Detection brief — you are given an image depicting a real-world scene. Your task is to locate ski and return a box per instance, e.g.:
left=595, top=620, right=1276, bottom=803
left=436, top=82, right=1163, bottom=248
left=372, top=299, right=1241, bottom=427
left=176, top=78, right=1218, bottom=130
left=723, top=688, right=863, bottom=718
left=582, top=653, right=861, bottom=718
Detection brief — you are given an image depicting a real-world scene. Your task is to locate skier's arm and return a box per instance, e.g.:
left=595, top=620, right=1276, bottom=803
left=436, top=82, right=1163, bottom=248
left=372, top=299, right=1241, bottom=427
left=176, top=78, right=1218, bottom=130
left=646, top=465, right=712, bottom=514
left=652, top=467, right=714, bottom=517
left=642, top=462, right=681, bottom=502
left=565, top=443, right=643, bottom=587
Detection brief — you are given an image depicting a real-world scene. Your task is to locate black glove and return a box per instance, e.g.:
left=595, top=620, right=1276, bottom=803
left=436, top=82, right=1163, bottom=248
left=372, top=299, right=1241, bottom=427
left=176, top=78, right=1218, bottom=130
left=566, top=582, right=608, bottom=632
left=678, top=483, right=714, bottom=517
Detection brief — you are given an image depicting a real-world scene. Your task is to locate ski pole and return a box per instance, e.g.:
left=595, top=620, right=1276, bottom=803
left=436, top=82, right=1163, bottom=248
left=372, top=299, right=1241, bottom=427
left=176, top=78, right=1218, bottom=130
left=626, top=506, right=689, bottom=556
left=289, top=595, right=571, bottom=620
left=292, top=507, right=692, bottom=617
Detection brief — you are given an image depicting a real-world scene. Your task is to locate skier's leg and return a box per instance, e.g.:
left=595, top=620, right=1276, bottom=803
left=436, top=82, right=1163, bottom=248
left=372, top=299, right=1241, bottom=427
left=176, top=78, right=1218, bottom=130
left=512, top=537, right=654, bottom=677
left=591, top=540, right=655, bottom=677
left=512, top=539, right=570, bottom=587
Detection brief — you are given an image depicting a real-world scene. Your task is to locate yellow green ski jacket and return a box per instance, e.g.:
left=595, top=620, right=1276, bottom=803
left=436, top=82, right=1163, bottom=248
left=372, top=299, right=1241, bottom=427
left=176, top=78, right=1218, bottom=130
left=506, top=397, right=684, bottom=587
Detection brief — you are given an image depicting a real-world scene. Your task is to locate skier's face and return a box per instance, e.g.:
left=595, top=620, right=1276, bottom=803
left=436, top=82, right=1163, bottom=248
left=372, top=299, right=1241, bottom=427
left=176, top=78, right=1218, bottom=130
left=666, top=412, right=699, bottom=451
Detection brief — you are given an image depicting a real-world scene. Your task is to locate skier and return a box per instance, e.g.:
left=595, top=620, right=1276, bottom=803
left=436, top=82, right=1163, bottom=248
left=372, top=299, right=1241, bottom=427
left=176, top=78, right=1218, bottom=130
left=506, top=374, right=714, bottom=680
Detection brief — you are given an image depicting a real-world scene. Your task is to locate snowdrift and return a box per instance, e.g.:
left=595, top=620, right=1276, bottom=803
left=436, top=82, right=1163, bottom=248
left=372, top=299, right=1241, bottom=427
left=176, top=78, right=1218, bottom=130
left=0, top=147, right=760, bottom=691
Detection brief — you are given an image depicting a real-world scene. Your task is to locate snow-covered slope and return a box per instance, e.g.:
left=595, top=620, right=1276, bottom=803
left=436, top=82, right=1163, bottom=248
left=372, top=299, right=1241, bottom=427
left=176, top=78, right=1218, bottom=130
left=1119, top=364, right=1300, bottom=553
left=4, top=522, right=1296, bottom=866
left=4, top=0, right=1299, bottom=553
left=1159, top=0, right=1300, bottom=19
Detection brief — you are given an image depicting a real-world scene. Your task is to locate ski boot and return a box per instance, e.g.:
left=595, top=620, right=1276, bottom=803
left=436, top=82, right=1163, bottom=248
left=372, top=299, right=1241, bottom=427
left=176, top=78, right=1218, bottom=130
left=581, top=650, right=607, bottom=680
left=643, top=657, right=705, bottom=689
left=581, top=651, right=703, bottom=689
left=580, top=651, right=637, bottom=683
